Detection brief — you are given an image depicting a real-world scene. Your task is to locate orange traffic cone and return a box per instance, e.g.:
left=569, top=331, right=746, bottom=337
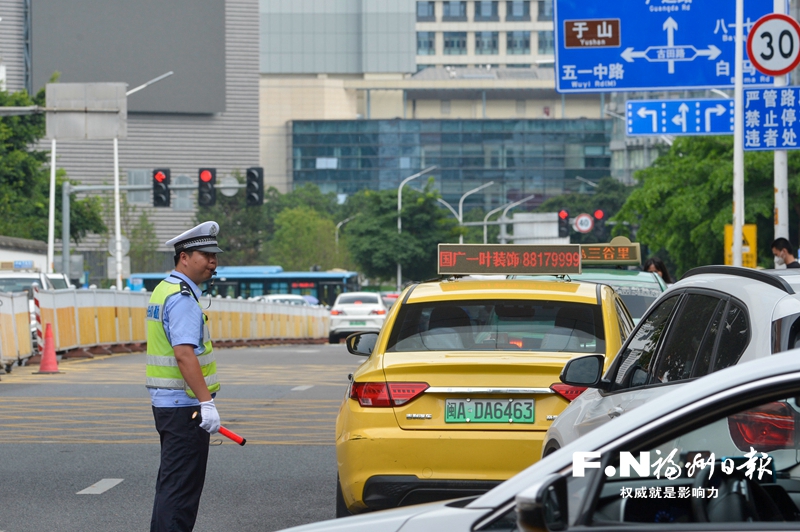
left=34, top=323, right=61, bottom=374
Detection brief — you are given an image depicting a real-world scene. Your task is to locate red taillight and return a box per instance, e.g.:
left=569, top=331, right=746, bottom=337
left=370, top=309, right=386, bottom=315
left=331, top=309, right=343, bottom=315
left=728, top=401, right=796, bottom=452
left=350, top=382, right=429, bottom=407
left=550, top=383, right=587, bottom=402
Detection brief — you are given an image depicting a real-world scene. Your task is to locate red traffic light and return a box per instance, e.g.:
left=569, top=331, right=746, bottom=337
left=200, top=170, right=213, bottom=183
left=558, top=209, right=569, bottom=220
left=154, top=171, right=166, bottom=183
left=594, top=209, right=605, bottom=220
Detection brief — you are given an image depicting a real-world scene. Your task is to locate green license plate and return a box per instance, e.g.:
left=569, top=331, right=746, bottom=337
left=349, top=320, right=366, bottom=326
left=445, top=399, right=534, bottom=423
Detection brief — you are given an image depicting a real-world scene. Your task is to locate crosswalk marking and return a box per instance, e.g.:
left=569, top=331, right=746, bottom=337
left=77, top=478, right=124, bottom=495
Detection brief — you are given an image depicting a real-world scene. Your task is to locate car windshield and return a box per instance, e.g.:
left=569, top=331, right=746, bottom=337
left=613, top=285, right=662, bottom=318
left=0, top=277, right=40, bottom=293
left=337, top=294, right=379, bottom=305
left=386, top=299, right=605, bottom=353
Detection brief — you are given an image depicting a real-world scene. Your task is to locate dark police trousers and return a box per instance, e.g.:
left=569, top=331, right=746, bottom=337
left=151, top=405, right=210, bottom=532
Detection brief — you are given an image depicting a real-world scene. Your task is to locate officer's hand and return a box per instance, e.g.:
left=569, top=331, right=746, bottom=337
left=199, top=399, right=220, bottom=434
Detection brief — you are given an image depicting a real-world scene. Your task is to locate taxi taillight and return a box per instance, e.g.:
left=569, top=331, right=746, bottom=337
left=350, top=382, right=429, bottom=407
left=550, top=383, right=587, bottom=402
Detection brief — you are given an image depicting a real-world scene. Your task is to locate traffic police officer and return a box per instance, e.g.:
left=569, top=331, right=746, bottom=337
left=146, top=221, right=223, bottom=532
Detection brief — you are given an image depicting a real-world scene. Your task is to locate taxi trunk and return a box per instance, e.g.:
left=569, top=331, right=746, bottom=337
left=381, top=351, right=577, bottom=431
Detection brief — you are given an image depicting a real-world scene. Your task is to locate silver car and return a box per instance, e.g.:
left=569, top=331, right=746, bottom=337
left=543, top=266, right=800, bottom=457
left=279, top=350, right=800, bottom=530
left=328, top=291, right=388, bottom=344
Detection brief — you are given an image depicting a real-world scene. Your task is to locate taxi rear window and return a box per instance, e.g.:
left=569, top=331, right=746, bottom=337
left=386, top=299, right=605, bottom=353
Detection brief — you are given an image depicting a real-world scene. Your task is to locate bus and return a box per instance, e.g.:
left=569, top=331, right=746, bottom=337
left=128, top=266, right=360, bottom=307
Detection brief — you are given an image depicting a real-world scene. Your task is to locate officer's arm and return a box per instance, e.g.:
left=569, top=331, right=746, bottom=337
left=174, top=344, right=213, bottom=402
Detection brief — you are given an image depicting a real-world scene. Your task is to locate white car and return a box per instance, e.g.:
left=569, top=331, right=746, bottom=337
left=543, top=265, right=800, bottom=457
left=254, top=294, right=313, bottom=306
left=278, top=350, right=800, bottom=530
left=328, top=291, right=387, bottom=344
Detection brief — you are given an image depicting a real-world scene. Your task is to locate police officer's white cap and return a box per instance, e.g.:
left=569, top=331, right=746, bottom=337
left=166, top=221, right=224, bottom=254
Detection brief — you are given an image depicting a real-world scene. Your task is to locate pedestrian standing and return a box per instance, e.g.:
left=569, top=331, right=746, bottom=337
left=643, top=256, right=673, bottom=285
left=771, top=238, right=800, bottom=269
left=146, top=221, right=224, bottom=532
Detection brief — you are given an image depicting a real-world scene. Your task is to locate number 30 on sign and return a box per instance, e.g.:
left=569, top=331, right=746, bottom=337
left=747, top=14, right=800, bottom=77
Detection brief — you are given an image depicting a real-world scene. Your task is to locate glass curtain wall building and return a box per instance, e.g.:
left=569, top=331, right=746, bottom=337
left=291, top=119, right=611, bottom=209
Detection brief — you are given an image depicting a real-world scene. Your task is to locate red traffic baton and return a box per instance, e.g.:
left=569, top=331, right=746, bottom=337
left=219, top=426, right=246, bottom=446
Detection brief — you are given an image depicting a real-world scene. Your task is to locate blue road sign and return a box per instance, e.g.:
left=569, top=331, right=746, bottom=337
left=554, top=0, right=777, bottom=93
left=627, top=99, right=735, bottom=136
left=743, top=86, right=800, bottom=151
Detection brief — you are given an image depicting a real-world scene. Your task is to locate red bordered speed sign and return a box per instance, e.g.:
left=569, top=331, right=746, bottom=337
left=574, top=213, right=594, bottom=234
left=747, top=14, right=800, bottom=77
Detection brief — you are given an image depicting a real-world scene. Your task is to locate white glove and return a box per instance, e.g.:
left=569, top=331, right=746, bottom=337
left=199, top=399, right=220, bottom=434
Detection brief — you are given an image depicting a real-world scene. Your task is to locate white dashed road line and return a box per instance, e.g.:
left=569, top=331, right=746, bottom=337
left=291, top=385, right=314, bottom=391
left=77, top=478, right=124, bottom=495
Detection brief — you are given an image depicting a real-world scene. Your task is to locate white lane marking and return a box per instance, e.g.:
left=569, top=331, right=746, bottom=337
left=77, top=478, right=124, bottom=495
left=295, top=349, right=319, bottom=353
left=291, top=385, right=314, bottom=391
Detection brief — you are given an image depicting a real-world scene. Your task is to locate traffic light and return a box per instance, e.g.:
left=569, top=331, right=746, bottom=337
left=152, top=169, right=171, bottom=207
left=593, top=209, right=605, bottom=235
left=246, top=167, right=264, bottom=206
left=198, top=168, right=217, bottom=207
left=558, top=209, right=570, bottom=238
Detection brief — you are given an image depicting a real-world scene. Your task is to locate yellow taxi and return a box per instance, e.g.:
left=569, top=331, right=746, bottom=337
left=335, top=244, right=635, bottom=516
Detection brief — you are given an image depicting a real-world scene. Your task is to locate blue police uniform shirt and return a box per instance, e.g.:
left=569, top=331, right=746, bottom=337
left=149, top=270, right=207, bottom=408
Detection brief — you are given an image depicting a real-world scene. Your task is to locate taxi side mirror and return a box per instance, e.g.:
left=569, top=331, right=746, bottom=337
left=561, top=354, right=604, bottom=388
left=346, top=332, right=378, bottom=356
left=517, top=474, right=568, bottom=532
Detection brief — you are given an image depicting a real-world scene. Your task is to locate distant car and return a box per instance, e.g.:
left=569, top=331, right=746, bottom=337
left=328, top=292, right=388, bottom=344
left=513, top=269, right=667, bottom=323
left=380, top=292, right=400, bottom=309
left=253, top=294, right=313, bottom=306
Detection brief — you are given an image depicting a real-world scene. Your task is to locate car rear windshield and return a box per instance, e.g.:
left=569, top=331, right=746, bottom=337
left=337, top=294, right=379, bottom=305
left=613, top=286, right=662, bottom=319
left=386, top=299, right=605, bottom=353
left=0, top=278, right=40, bottom=293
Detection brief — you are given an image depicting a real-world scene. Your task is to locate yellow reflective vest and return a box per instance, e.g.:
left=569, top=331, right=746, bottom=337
left=145, top=279, right=219, bottom=398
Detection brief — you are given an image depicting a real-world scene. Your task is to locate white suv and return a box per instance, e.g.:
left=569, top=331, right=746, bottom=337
left=543, top=265, right=800, bottom=456
left=328, top=291, right=387, bottom=344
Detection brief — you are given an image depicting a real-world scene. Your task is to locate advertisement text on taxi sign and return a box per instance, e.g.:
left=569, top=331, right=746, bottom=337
left=438, top=244, right=582, bottom=275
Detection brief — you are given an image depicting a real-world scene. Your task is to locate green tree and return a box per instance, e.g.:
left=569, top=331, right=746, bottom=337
left=345, top=180, right=458, bottom=282
left=270, top=206, right=338, bottom=271
left=537, top=177, right=633, bottom=243
left=0, top=83, right=105, bottom=243
left=615, top=136, right=789, bottom=277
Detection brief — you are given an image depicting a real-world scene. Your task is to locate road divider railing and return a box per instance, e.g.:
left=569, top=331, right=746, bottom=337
left=1, top=289, right=330, bottom=365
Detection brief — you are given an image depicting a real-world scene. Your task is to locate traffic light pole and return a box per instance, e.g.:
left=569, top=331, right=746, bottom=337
left=60, top=182, right=241, bottom=280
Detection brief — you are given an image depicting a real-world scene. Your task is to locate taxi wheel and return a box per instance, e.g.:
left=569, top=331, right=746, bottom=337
left=335, top=475, right=352, bottom=518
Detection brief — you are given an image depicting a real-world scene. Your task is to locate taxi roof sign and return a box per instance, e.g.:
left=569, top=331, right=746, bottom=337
left=438, top=244, right=581, bottom=276
left=580, top=236, right=641, bottom=266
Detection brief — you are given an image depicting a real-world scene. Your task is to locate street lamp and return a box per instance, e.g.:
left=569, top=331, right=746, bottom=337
left=436, top=198, right=458, bottom=219
left=498, top=194, right=536, bottom=244
left=457, top=181, right=495, bottom=244
left=397, top=166, right=437, bottom=292
left=335, top=215, right=357, bottom=251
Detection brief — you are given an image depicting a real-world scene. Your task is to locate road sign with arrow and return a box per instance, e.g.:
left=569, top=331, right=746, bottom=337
left=627, top=99, right=735, bottom=136
left=554, top=0, right=775, bottom=93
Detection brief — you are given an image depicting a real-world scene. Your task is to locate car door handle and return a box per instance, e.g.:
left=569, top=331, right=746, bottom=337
left=607, top=406, right=624, bottom=419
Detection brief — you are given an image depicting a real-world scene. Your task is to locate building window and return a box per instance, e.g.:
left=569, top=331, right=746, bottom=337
left=537, top=31, right=554, bottom=55
left=475, top=1, right=499, bottom=21
left=127, top=169, right=149, bottom=204
left=506, top=1, right=531, bottom=21
left=444, top=32, right=468, bottom=55
left=417, top=1, right=435, bottom=21
left=516, top=100, right=527, bottom=116
left=441, top=100, right=451, bottom=115
left=475, top=32, right=499, bottom=54
left=173, top=174, right=193, bottom=211
left=537, top=0, right=553, bottom=21
left=507, top=31, right=531, bottom=54
left=417, top=32, right=436, bottom=55
left=442, top=1, right=467, bottom=20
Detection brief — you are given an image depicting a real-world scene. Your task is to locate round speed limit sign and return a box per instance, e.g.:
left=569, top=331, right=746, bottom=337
left=574, top=213, right=594, bottom=234
left=747, top=14, right=800, bottom=77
